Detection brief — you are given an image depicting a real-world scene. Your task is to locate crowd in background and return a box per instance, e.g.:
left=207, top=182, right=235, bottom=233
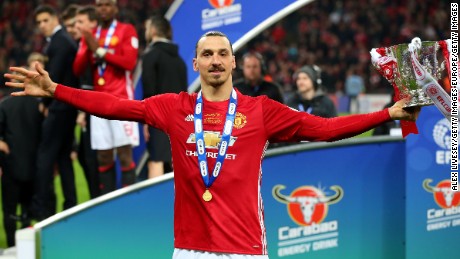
left=234, top=0, right=450, bottom=100
left=0, top=0, right=180, bottom=248
left=0, top=0, right=172, bottom=95
left=0, top=0, right=450, bottom=99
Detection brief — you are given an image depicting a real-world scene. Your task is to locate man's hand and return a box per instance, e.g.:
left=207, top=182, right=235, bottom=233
left=143, top=124, right=150, bottom=142
left=70, top=151, right=78, bottom=161
left=388, top=98, right=421, bottom=121
left=4, top=63, right=57, bottom=97
left=38, top=103, right=49, bottom=117
left=76, top=112, right=87, bottom=130
left=0, top=140, right=10, bottom=154
left=81, top=28, right=99, bottom=53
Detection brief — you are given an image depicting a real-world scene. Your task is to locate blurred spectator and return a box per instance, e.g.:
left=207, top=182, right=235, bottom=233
left=0, top=53, right=44, bottom=247
left=27, top=52, right=47, bottom=66
left=287, top=65, right=337, bottom=118
left=73, top=0, right=139, bottom=194
left=344, top=66, right=365, bottom=113
left=71, top=4, right=101, bottom=199
left=32, top=4, right=79, bottom=220
left=142, top=15, right=187, bottom=178
left=61, top=4, right=81, bottom=41
left=234, top=52, right=284, bottom=104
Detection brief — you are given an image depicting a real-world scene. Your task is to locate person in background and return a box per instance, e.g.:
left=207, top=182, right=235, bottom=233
left=33, top=4, right=79, bottom=220
left=61, top=4, right=81, bottom=42
left=73, top=0, right=139, bottom=194
left=70, top=4, right=100, bottom=198
left=287, top=65, right=337, bottom=118
left=345, top=66, right=365, bottom=114
left=27, top=52, right=48, bottom=70
left=0, top=53, right=45, bottom=246
left=75, top=5, right=98, bottom=36
left=5, top=31, right=420, bottom=258
left=142, top=14, right=187, bottom=178
left=234, top=52, right=284, bottom=104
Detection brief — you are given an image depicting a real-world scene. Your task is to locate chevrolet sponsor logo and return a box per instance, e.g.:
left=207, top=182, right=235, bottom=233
left=187, top=131, right=237, bottom=149
left=186, top=150, right=236, bottom=160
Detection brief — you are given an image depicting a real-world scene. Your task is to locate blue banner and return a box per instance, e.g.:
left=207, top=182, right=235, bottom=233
left=39, top=179, right=175, bottom=259
left=167, top=0, right=313, bottom=88
left=405, top=106, right=459, bottom=259
left=262, top=141, right=406, bottom=258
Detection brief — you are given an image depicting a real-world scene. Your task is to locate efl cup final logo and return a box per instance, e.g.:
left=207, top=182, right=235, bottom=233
left=208, top=0, right=234, bottom=8
left=433, top=118, right=452, bottom=164
left=433, top=118, right=451, bottom=150
left=423, top=179, right=460, bottom=208
left=273, top=185, right=343, bottom=226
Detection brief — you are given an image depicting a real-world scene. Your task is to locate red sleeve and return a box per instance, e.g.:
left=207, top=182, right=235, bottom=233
left=104, top=24, right=138, bottom=71
left=73, top=38, right=91, bottom=76
left=54, top=84, right=146, bottom=123
left=262, top=97, right=392, bottom=142
left=141, top=93, right=182, bottom=134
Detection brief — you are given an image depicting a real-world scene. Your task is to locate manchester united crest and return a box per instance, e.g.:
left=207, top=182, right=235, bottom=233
left=233, top=112, right=247, bottom=129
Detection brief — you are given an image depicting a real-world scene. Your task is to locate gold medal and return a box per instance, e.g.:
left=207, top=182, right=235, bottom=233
left=98, top=77, right=105, bottom=85
left=202, top=189, right=212, bottom=202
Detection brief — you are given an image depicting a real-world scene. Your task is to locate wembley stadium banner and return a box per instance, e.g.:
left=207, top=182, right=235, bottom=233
left=405, top=105, right=459, bottom=259
left=167, top=0, right=314, bottom=88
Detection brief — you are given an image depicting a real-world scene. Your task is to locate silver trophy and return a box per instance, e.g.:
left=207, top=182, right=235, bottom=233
left=371, top=37, right=450, bottom=109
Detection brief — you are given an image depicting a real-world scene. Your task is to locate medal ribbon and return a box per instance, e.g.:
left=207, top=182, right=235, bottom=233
left=95, top=20, right=117, bottom=79
left=194, top=89, right=237, bottom=189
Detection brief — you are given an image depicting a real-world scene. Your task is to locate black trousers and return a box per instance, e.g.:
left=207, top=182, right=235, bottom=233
left=1, top=173, right=33, bottom=247
left=147, top=126, right=172, bottom=163
left=78, top=114, right=99, bottom=198
left=31, top=109, right=77, bottom=219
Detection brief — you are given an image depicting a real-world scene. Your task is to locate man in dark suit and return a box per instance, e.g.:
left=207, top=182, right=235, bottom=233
left=142, top=15, right=187, bottom=178
left=0, top=57, right=44, bottom=246
left=33, top=5, right=79, bottom=220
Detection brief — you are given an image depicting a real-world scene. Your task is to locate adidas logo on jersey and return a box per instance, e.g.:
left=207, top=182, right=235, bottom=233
left=185, top=114, right=194, bottom=121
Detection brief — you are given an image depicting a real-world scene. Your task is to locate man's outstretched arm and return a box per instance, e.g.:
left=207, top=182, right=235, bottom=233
left=55, top=85, right=146, bottom=123
left=4, top=63, right=146, bottom=123
left=263, top=95, right=420, bottom=143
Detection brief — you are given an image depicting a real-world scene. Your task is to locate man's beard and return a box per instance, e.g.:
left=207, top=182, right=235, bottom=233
left=208, top=75, right=226, bottom=87
left=207, top=66, right=226, bottom=87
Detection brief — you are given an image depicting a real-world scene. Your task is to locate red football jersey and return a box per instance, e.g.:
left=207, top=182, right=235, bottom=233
left=54, top=86, right=391, bottom=255
left=73, top=20, right=138, bottom=99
